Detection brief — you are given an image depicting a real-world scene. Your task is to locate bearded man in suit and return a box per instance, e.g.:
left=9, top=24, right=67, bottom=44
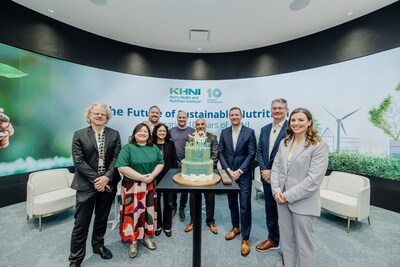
left=184, top=118, right=219, bottom=234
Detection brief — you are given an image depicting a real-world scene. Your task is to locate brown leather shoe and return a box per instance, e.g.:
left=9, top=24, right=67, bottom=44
left=184, top=223, right=193, bottom=232
left=225, top=227, right=240, bottom=240
left=241, top=239, right=250, bottom=256
left=255, top=239, right=280, bottom=252
left=209, top=223, right=218, bottom=234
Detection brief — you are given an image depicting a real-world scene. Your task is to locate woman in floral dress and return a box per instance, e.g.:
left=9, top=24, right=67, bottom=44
left=116, top=123, right=164, bottom=258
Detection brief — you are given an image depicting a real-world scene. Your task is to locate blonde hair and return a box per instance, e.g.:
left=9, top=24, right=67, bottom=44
left=84, top=102, right=112, bottom=124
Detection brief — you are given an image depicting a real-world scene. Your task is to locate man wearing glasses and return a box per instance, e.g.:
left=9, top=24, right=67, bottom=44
left=255, top=98, right=289, bottom=254
left=69, top=102, right=121, bottom=267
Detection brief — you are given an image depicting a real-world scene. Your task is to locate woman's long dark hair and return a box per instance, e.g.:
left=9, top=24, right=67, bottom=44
left=152, top=123, right=171, bottom=144
left=284, top=108, right=320, bottom=148
left=128, top=123, right=152, bottom=146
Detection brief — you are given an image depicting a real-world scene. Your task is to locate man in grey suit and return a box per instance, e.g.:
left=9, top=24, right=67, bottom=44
left=184, top=118, right=219, bottom=234
left=218, top=107, right=256, bottom=256
left=256, top=98, right=288, bottom=253
left=68, top=102, right=121, bottom=267
left=271, top=108, right=329, bottom=267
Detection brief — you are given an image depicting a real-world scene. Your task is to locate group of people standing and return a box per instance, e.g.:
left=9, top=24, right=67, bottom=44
left=68, top=99, right=329, bottom=267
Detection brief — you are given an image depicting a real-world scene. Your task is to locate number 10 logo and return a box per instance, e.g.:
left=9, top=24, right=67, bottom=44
left=207, top=88, right=222, bottom=98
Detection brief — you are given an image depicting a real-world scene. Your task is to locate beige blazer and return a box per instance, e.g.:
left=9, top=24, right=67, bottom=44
left=271, top=137, right=329, bottom=216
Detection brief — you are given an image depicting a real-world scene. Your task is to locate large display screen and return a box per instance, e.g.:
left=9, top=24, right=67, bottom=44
left=1, top=42, right=399, bottom=177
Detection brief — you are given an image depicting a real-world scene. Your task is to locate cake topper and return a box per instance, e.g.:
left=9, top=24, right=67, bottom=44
left=188, top=130, right=208, bottom=145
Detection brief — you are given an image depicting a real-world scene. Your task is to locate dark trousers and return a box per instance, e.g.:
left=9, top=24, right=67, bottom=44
left=262, top=181, right=280, bottom=244
left=227, top=176, right=252, bottom=240
left=69, top=189, right=116, bottom=264
left=172, top=192, right=188, bottom=209
left=157, top=191, right=173, bottom=230
left=189, top=192, right=215, bottom=225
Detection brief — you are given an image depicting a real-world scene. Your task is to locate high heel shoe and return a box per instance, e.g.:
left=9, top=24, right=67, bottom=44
left=155, top=228, right=162, bottom=236
left=164, top=229, right=172, bottom=237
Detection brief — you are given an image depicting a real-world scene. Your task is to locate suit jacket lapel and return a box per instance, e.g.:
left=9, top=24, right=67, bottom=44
left=272, top=120, right=287, bottom=152
left=236, top=126, right=247, bottom=152
left=103, top=127, right=109, bottom=155
left=281, top=139, right=290, bottom=174
left=226, top=127, right=234, bottom=154
left=287, top=137, right=306, bottom=172
left=265, top=124, right=272, bottom=157
left=87, top=127, right=98, bottom=151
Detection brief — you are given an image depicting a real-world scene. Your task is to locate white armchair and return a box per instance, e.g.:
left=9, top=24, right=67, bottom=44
left=26, top=168, right=76, bottom=231
left=320, top=171, right=371, bottom=232
left=254, top=166, right=263, bottom=200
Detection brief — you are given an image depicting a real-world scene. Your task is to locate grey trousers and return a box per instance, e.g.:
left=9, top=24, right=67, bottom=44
left=277, top=203, right=316, bottom=267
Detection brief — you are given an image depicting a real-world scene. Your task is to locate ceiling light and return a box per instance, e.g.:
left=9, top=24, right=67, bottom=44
left=347, top=11, right=354, bottom=16
left=47, top=9, right=54, bottom=13
left=197, top=48, right=202, bottom=51
left=190, top=30, right=209, bottom=42
left=290, top=0, right=310, bottom=11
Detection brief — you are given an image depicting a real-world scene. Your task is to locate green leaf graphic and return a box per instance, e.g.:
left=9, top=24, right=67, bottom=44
left=0, top=63, right=28, bottom=78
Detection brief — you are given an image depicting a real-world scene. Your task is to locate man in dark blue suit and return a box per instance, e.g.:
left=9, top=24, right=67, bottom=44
left=255, top=98, right=288, bottom=253
left=218, top=107, right=256, bottom=256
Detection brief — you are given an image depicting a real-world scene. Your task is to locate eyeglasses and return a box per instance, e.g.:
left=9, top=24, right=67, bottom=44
left=271, top=107, right=286, bottom=111
left=92, top=112, right=106, bottom=116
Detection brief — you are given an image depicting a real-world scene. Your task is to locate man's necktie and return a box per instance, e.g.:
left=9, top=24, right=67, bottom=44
left=98, top=131, right=106, bottom=175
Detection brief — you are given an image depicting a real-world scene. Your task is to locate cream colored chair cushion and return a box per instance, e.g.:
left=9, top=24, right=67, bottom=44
left=320, top=171, right=371, bottom=232
left=26, top=168, right=76, bottom=231
left=320, top=190, right=358, bottom=218
left=32, top=187, right=76, bottom=215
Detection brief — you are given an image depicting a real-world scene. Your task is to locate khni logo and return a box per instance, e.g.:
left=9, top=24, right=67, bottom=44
left=170, top=88, right=201, bottom=95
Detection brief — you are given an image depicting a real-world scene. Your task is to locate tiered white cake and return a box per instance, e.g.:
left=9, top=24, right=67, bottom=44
left=181, top=131, right=213, bottom=181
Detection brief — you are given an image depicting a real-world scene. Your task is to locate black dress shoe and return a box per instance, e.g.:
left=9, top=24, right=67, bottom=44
left=155, top=228, right=162, bottom=236
left=164, top=229, right=172, bottom=237
left=93, top=245, right=113, bottom=260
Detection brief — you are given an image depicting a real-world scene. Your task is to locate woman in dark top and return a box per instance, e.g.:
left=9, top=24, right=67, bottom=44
left=152, top=123, right=178, bottom=237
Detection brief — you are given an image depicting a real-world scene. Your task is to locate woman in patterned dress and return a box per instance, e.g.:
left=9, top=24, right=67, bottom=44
left=116, top=123, right=164, bottom=258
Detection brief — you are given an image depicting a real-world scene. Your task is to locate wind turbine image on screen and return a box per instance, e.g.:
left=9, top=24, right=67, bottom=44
left=323, top=107, right=360, bottom=152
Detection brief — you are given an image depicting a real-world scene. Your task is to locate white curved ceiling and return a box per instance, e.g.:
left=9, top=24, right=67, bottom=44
left=11, top=0, right=399, bottom=53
